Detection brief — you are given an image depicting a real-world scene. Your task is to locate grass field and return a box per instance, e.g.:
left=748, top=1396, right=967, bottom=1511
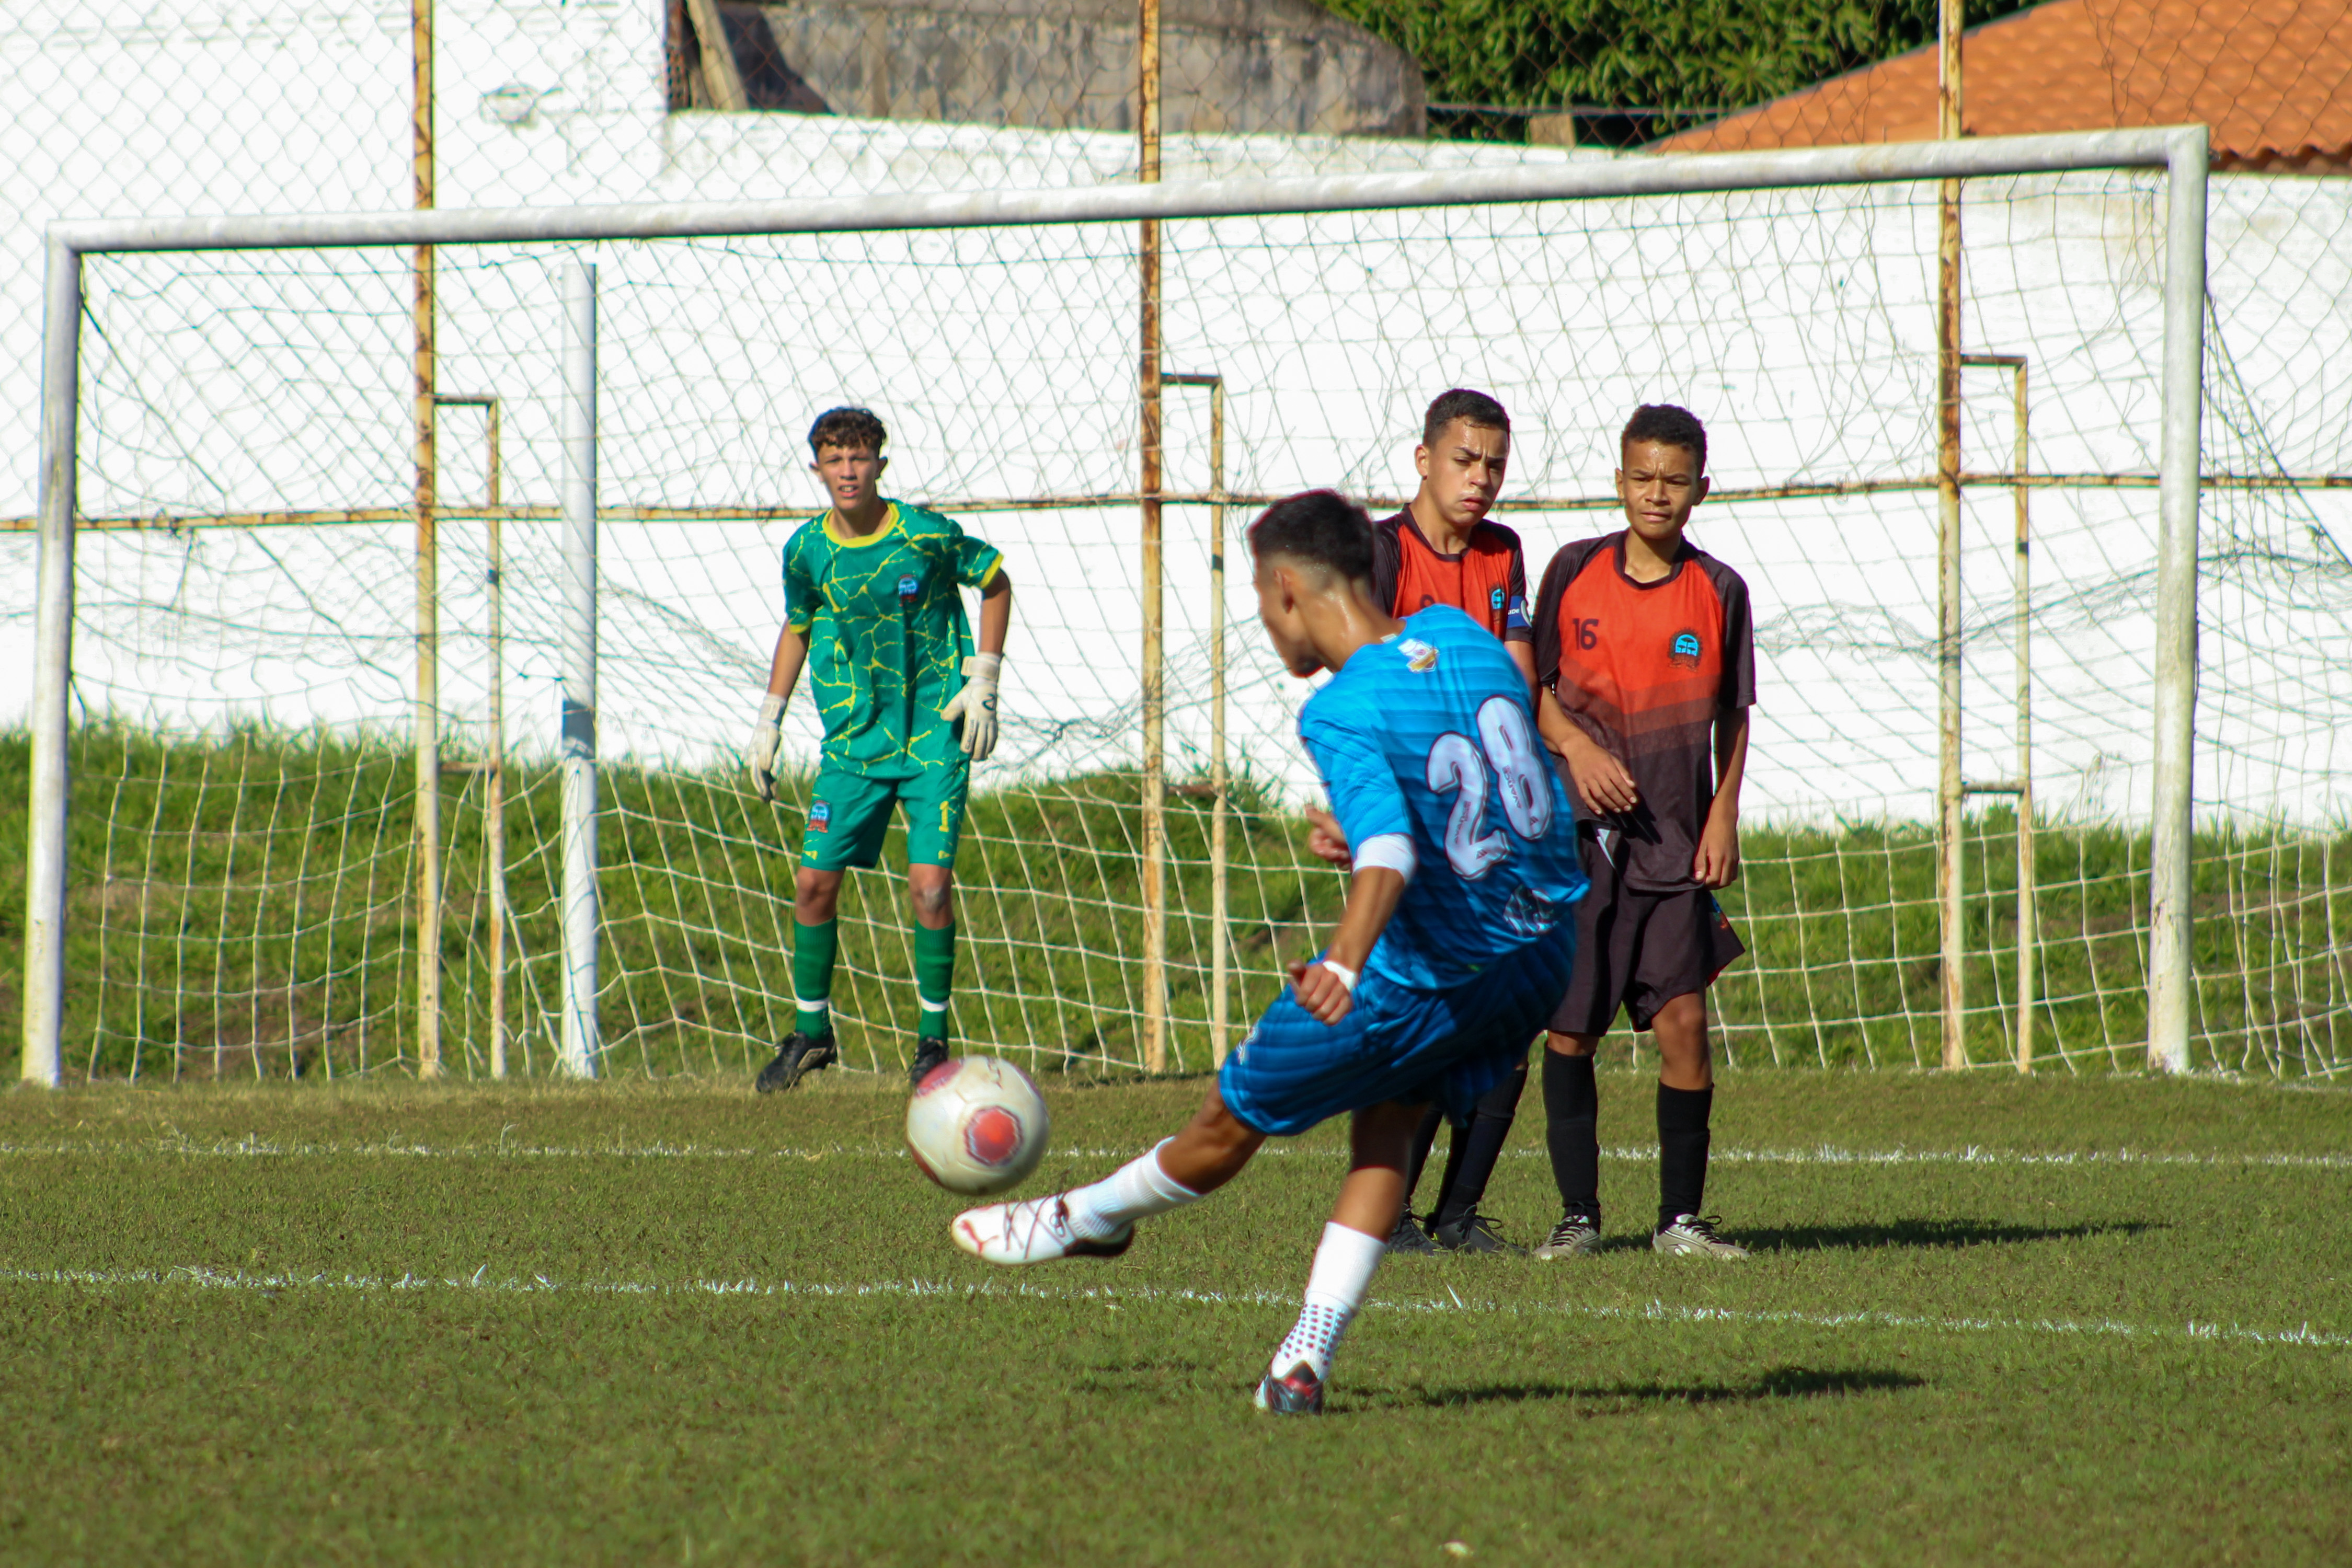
left=2, top=1069, right=2346, bottom=1564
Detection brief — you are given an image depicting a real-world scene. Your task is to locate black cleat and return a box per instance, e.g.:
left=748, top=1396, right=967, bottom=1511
left=1431, top=1210, right=1527, bottom=1256
left=1254, top=1361, right=1326, bottom=1415
left=909, top=1035, right=951, bottom=1089
left=1385, top=1210, right=1439, bottom=1256
left=755, top=1030, right=836, bottom=1093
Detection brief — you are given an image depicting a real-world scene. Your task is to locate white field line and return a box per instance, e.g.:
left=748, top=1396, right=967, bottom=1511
left=0, top=1138, right=2344, bottom=1170
left=2, top=1263, right=2344, bottom=1354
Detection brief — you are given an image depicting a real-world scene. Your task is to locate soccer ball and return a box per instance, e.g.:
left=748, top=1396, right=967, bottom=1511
left=904, top=1055, right=1050, bottom=1195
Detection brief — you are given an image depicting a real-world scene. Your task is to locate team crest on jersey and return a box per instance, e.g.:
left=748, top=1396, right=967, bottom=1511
left=808, top=800, right=832, bottom=833
left=1669, top=630, right=1703, bottom=667
left=1501, top=887, right=1559, bottom=939
left=1399, top=638, right=1438, bottom=672
left=897, top=573, right=922, bottom=600
left=1489, top=587, right=1506, bottom=612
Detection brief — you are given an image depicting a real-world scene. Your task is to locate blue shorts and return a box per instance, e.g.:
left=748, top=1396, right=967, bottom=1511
left=1218, top=923, right=1576, bottom=1138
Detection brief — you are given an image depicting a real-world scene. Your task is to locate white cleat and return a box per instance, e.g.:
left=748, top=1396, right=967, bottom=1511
left=951, top=1195, right=1133, bottom=1265
left=1533, top=1211, right=1603, bottom=1259
left=1653, top=1213, right=1749, bottom=1260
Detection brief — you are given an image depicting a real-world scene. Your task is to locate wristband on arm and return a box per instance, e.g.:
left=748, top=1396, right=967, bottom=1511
left=1349, top=833, right=1417, bottom=882
left=1316, top=959, right=1359, bottom=995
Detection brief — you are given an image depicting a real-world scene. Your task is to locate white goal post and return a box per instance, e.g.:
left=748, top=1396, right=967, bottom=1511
left=18, top=125, right=2212, bottom=1085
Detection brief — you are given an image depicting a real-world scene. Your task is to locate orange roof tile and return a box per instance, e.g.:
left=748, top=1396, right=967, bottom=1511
left=1654, top=0, right=2352, bottom=172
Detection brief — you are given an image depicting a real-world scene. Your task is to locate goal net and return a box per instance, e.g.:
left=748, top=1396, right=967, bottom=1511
left=15, top=142, right=2351, bottom=1083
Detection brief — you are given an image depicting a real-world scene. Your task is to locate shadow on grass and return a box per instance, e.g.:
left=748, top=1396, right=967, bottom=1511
left=1407, top=1365, right=1926, bottom=1410
left=1734, top=1218, right=2160, bottom=1253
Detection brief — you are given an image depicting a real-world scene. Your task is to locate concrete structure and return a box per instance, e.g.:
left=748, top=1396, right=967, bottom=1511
left=694, top=0, right=1426, bottom=136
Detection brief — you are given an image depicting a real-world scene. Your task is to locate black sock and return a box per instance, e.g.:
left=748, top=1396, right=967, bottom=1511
left=1430, top=1118, right=1472, bottom=1221
left=1657, top=1082, right=1714, bottom=1227
left=1432, top=1059, right=1529, bottom=1230
left=1543, top=1050, right=1600, bottom=1218
left=1402, top=1104, right=1443, bottom=1210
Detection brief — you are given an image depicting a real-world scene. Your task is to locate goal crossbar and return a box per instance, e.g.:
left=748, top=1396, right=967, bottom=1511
left=49, top=127, right=2196, bottom=255
left=19, top=125, right=2213, bottom=1083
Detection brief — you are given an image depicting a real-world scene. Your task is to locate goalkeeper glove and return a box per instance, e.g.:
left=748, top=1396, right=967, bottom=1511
left=941, top=652, right=1003, bottom=761
left=747, top=691, right=786, bottom=801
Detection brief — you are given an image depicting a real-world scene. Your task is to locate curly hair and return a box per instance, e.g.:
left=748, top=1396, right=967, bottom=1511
left=807, top=405, right=888, bottom=457
left=1620, top=403, right=1707, bottom=476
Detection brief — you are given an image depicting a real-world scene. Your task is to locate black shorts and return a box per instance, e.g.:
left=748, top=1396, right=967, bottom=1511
left=1550, top=825, right=1746, bottom=1035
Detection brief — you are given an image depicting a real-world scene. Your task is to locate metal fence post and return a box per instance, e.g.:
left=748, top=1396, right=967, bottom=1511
left=560, top=262, right=602, bottom=1079
left=1137, top=0, right=1168, bottom=1074
left=412, top=0, right=444, bottom=1077
left=1207, top=380, right=1230, bottom=1069
left=1934, top=0, right=1967, bottom=1070
left=434, top=393, right=510, bottom=1077
left=485, top=401, right=510, bottom=1079
left=2008, top=360, right=2036, bottom=1072
left=1165, top=373, right=1230, bottom=1067
left=1958, top=354, right=2037, bottom=1070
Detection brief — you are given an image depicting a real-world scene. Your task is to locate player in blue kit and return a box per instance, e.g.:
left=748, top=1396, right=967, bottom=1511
left=950, top=490, right=1587, bottom=1414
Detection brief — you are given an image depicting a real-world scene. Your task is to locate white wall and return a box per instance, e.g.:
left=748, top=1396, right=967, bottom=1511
left=4, top=1, right=2348, bottom=828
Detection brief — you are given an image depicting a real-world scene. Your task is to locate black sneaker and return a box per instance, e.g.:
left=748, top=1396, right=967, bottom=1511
left=909, top=1035, right=951, bottom=1089
left=1385, top=1210, right=1439, bottom=1256
left=1533, top=1210, right=1603, bottom=1259
left=1430, top=1211, right=1527, bottom=1256
left=1253, top=1361, right=1326, bottom=1415
left=754, top=1030, right=836, bottom=1093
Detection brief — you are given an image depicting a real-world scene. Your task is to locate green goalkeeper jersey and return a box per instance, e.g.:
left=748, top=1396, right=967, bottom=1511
left=782, top=500, right=1005, bottom=780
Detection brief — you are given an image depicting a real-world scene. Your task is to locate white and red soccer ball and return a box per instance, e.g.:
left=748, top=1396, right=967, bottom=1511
left=904, top=1055, right=1050, bottom=1195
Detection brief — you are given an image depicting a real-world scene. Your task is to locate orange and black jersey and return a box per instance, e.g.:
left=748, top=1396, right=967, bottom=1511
left=1533, top=532, right=1754, bottom=893
left=1370, top=511, right=1532, bottom=644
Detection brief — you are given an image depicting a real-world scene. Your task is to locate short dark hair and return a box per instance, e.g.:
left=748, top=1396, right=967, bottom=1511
left=808, top=405, right=888, bottom=457
left=1621, top=403, right=1707, bottom=475
left=1247, top=489, right=1375, bottom=584
left=1422, top=388, right=1510, bottom=451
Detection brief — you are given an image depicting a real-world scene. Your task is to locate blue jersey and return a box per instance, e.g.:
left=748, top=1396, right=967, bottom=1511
left=1298, top=605, right=1589, bottom=990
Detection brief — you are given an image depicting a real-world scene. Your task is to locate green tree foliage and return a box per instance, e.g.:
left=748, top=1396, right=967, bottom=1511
left=1323, top=0, right=2033, bottom=141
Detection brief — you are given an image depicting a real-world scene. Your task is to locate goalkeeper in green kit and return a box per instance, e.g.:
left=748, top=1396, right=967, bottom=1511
left=748, top=406, right=1014, bottom=1091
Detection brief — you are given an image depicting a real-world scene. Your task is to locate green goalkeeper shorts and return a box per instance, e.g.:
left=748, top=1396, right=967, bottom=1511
left=799, top=763, right=970, bottom=872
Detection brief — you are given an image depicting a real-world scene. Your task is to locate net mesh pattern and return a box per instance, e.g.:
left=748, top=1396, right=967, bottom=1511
left=12, top=168, right=2349, bottom=1081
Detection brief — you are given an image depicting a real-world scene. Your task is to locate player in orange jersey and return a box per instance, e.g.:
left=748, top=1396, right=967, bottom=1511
left=1370, top=389, right=1542, bottom=1256
left=1529, top=403, right=1753, bottom=1261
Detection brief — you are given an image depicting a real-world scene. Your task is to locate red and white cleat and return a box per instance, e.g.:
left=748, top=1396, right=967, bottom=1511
left=951, top=1195, right=1133, bottom=1265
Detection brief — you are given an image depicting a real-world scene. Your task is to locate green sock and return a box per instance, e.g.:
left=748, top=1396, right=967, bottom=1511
left=913, top=921, right=957, bottom=1042
left=790, top=918, right=839, bottom=1039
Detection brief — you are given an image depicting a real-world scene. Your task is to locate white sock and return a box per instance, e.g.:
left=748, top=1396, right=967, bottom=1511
left=1270, top=1222, right=1387, bottom=1382
left=1063, top=1138, right=1200, bottom=1242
